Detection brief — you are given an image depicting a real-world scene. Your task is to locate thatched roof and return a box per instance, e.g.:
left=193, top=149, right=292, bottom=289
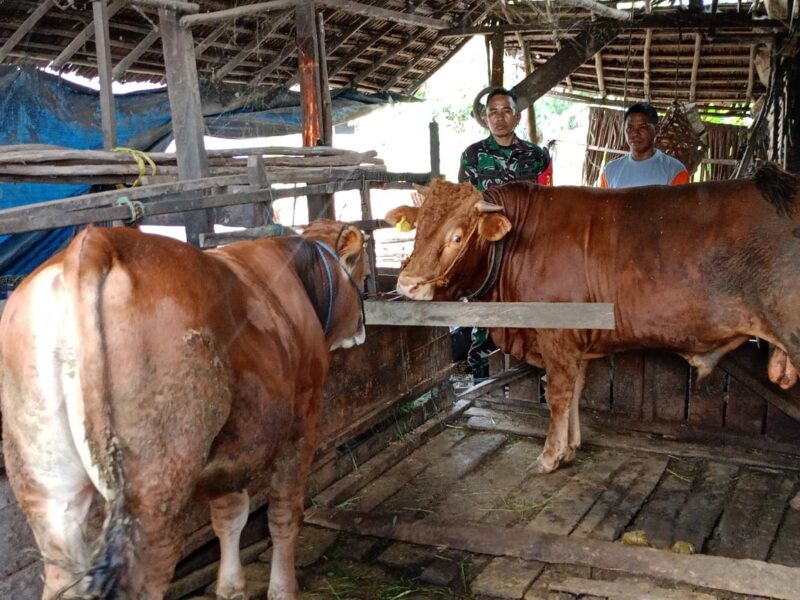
left=0, top=0, right=789, bottom=115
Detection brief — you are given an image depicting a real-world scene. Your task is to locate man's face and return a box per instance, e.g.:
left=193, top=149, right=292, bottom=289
left=486, top=94, right=520, bottom=140
left=624, top=113, right=657, bottom=155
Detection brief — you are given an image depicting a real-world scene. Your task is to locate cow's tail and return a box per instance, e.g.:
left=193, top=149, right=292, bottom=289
left=62, top=227, right=132, bottom=599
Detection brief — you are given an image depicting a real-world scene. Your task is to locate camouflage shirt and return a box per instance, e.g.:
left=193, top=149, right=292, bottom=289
left=458, top=134, right=552, bottom=191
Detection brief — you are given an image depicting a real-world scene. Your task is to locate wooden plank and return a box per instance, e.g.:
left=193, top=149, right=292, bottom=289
left=92, top=0, right=118, bottom=150
left=363, top=301, right=615, bottom=329
left=720, top=353, right=800, bottom=423
left=629, top=457, right=699, bottom=549
left=528, top=451, right=626, bottom=535
left=129, top=0, right=200, bottom=12
left=0, top=0, right=57, bottom=63
left=345, top=428, right=468, bottom=512
left=611, top=352, right=644, bottom=418
left=712, top=469, right=796, bottom=560
left=509, top=24, right=621, bottom=106
left=581, top=357, right=612, bottom=411
left=573, top=454, right=669, bottom=541
left=687, top=367, right=725, bottom=428
left=211, top=12, right=292, bottom=82
left=159, top=6, right=213, bottom=245
left=766, top=402, right=800, bottom=444
left=689, top=32, right=702, bottom=102
left=312, top=399, right=473, bottom=509
left=461, top=406, right=800, bottom=472
left=671, top=461, right=738, bottom=552
left=315, top=0, right=451, bottom=29
left=550, top=577, right=716, bottom=600
left=430, top=439, right=542, bottom=523
left=643, top=352, right=688, bottom=422
left=379, top=432, right=508, bottom=514
left=180, top=0, right=300, bottom=27
left=439, top=14, right=786, bottom=37
left=724, top=371, right=765, bottom=435
left=113, top=28, right=160, bottom=80
left=769, top=496, right=800, bottom=567
left=52, top=0, right=126, bottom=69
left=304, top=508, right=800, bottom=600
left=505, top=371, right=541, bottom=404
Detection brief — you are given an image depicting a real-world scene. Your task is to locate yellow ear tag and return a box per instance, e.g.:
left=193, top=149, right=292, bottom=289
left=396, top=216, right=413, bottom=233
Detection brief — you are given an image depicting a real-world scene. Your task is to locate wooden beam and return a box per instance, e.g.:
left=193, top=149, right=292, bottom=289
left=180, top=0, right=300, bottom=27
left=297, top=1, right=323, bottom=147
left=363, top=301, right=615, bottom=329
left=594, top=51, right=606, bottom=98
left=306, top=510, right=800, bottom=600
left=314, top=0, right=451, bottom=29
left=380, top=33, right=440, bottom=91
left=52, top=0, right=126, bottom=69
left=522, top=41, right=539, bottom=142
left=746, top=44, right=756, bottom=102
left=0, top=0, right=56, bottom=64
left=194, top=22, right=229, bottom=57
left=440, top=14, right=786, bottom=37
left=643, top=28, right=652, bottom=101
left=316, top=11, right=333, bottom=145
left=159, top=7, right=213, bottom=245
left=112, top=28, right=160, bottom=80
left=348, top=30, right=423, bottom=88
left=689, top=32, right=702, bottom=102
left=211, top=11, right=292, bottom=82
left=93, top=0, right=118, bottom=149
left=490, top=31, right=504, bottom=87
left=511, top=24, right=621, bottom=107
left=329, top=23, right=396, bottom=79
left=558, top=0, right=630, bottom=19
left=127, top=0, right=200, bottom=13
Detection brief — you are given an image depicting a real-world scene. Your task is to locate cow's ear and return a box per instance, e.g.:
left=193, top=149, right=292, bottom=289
left=478, top=213, right=511, bottom=242
left=337, top=225, right=365, bottom=264
left=385, top=206, right=419, bottom=231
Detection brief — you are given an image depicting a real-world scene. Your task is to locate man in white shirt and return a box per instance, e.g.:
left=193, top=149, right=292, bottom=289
left=600, top=102, right=690, bottom=188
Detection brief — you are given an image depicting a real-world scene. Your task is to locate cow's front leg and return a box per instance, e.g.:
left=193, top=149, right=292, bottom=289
left=531, top=354, right=587, bottom=473
left=211, top=490, right=250, bottom=600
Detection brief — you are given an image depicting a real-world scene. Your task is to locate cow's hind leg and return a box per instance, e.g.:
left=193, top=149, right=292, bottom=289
left=531, top=354, right=587, bottom=474
left=267, top=422, right=320, bottom=600
left=4, top=434, right=95, bottom=599
left=211, top=490, right=250, bottom=600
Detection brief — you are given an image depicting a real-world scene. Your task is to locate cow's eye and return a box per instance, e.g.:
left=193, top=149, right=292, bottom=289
left=451, top=234, right=462, bottom=244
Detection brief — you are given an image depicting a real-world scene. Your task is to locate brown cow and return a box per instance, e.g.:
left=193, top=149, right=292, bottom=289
left=0, top=220, right=368, bottom=599
left=386, top=166, right=800, bottom=474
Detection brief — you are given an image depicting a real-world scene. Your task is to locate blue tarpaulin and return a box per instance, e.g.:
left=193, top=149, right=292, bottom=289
left=0, top=65, right=404, bottom=285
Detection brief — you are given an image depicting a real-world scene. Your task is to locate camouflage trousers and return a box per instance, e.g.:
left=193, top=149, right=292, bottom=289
left=467, top=327, right=497, bottom=378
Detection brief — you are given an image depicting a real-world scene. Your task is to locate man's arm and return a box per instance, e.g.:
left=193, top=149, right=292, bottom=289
left=458, top=148, right=480, bottom=187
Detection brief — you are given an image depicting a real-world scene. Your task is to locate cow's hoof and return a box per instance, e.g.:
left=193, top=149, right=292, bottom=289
left=527, top=459, right=556, bottom=474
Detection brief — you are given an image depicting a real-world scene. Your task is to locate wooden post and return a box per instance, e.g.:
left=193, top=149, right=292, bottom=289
left=429, top=120, right=440, bottom=177
left=786, top=46, right=800, bottom=173
left=490, top=31, right=504, bottom=87
left=297, top=0, right=335, bottom=221
left=93, top=0, right=118, bottom=149
left=159, top=7, right=214, bottom=245
left=522, top=41, right=539, bottom=144
left=359, top=177, right=377, bottom=296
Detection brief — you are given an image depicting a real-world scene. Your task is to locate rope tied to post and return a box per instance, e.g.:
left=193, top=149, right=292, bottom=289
left=114, top=196, right=146, bottom=226
left=111, top=147, right=157, bottom=188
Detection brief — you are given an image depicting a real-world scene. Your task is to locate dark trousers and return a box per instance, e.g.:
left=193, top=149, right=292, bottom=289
left=467, top=327, right=497, bottom=379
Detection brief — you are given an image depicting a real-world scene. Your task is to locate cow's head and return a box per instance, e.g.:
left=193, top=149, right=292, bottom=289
left=385, top=180, right=511, bottom=301
left=303, top=219, right=370, bottom=349
left=303, top=219, right=371, bottom=289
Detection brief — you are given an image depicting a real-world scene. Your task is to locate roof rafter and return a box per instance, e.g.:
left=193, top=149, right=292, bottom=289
left=212, top=11, right=292, bottom=82
left=0, top=0, right=56, bottom=64
left=52, top=0, right=127, bottom=69
left=113, top=27, right=160, bottom=79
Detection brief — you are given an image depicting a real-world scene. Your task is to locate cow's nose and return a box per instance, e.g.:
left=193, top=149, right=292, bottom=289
left=397, top=273, right=424, bottom=299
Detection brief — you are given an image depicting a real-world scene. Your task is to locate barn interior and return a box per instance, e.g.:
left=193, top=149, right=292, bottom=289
left=1, top=0, right=800, bottom=598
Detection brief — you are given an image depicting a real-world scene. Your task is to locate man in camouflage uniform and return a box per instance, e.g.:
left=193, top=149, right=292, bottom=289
left=457, top=87, right=553, bottom=380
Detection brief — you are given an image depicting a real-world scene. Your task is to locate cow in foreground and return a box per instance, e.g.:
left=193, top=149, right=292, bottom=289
left=0, top=220, right=369, bottom=599
left=386, top=166, right=800, bottom=473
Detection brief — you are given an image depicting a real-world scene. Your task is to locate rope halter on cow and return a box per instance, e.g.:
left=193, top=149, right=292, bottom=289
left=313, top=240, right=366, bottom=335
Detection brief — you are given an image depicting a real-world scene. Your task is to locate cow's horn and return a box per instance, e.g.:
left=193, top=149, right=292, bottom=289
left=475, top=199, right=504, bottom=213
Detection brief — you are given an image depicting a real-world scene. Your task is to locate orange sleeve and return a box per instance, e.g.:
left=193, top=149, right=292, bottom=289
left=599, top=171, right=608, bottom=188
left=536, top=160, right=554, bottom=186
left=670, top=170, right=690, bottom=185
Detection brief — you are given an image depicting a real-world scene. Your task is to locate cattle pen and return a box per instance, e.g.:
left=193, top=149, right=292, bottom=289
left=1, top=1, right=800, bottom=599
